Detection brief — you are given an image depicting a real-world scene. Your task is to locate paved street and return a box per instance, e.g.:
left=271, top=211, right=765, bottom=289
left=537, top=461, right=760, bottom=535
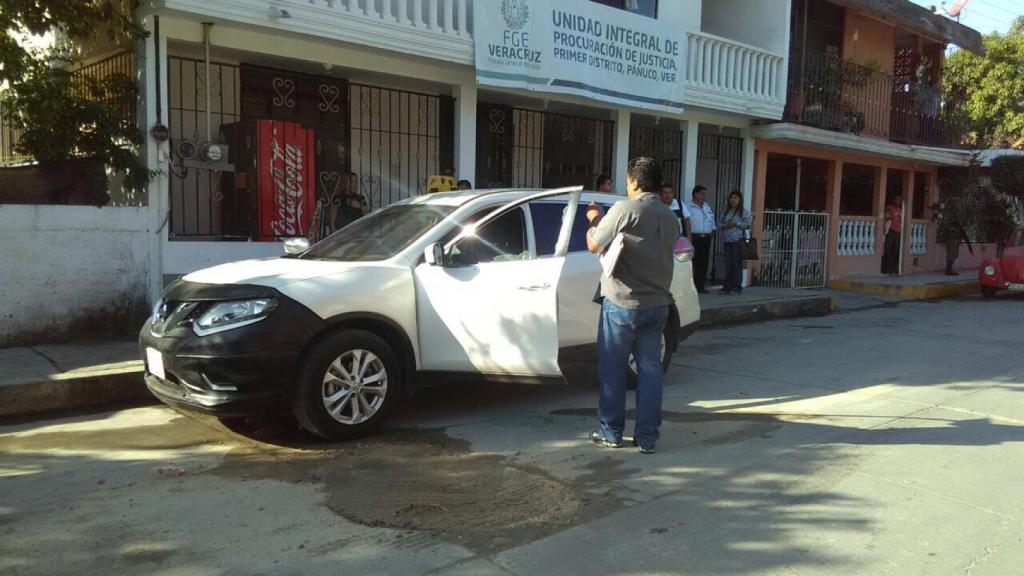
left=2, top=296, right=1022, bottom=576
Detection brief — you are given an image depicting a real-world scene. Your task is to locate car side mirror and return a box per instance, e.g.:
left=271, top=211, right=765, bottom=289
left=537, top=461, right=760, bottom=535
left=283, top=237, right=310, bottom=255
left=424, top=242, right=446, bottom=266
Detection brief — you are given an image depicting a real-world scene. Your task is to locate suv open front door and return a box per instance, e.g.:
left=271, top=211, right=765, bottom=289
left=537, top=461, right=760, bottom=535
left=414, top=187, right=584, bottom=377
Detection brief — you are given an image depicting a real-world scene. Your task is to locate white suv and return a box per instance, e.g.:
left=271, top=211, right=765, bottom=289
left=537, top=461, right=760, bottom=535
left=140, top=188, right=700, bottom=439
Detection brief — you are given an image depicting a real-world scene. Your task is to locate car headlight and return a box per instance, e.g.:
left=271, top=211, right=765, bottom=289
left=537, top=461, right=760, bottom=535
left=984, top=265, right=996, bottom=276
left=193, top=299, right=278, bottom=336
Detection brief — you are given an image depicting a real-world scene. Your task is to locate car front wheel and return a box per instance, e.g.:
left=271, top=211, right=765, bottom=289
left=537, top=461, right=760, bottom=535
left=981, top=285, right=997, bottom=299
left=293, top=329, right=401, bottom=440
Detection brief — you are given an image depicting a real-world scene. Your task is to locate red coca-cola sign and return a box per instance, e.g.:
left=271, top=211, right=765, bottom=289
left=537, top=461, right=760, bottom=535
left=257, top=119, right=315, bottom=241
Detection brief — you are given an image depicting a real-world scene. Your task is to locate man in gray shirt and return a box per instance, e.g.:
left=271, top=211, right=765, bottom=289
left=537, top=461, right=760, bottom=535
left=585, top=157, right=679, bottom=454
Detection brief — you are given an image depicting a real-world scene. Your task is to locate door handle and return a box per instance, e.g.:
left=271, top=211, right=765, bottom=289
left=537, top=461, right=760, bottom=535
left=517, top=283, right=551, bottom=291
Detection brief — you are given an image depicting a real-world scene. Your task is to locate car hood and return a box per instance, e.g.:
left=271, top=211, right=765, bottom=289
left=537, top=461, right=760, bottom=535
left=183, top=257, right=362, bottom=289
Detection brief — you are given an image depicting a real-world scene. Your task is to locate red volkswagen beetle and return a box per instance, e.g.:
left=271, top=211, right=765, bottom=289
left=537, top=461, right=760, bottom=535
left=979, top=228, right=1024, bottom=298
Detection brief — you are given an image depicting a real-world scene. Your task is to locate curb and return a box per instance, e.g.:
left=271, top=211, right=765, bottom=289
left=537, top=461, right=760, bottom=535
left=829, top=279, right=979, bottom=299
left=699, top=295, right=834, bottom=328
left=0, top=369, right=154, bottom=422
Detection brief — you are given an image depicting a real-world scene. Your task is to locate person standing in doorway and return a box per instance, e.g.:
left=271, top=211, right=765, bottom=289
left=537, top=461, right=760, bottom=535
left=881, top=196, right=902, bottom=276
left=718, top=191, right=751, bottom=295
left=595, top=174, right=614, bottom=194
left=659, top=183, right=691, bottom=239
left=686, top=185, right=716, bottom=294
left=585, top=157, right=679, bottom=455
left=333, top=171, right=369, bottom=231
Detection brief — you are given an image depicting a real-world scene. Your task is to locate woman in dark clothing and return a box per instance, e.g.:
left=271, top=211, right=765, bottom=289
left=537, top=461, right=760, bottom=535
left=717, top=191, right=751, bottom=295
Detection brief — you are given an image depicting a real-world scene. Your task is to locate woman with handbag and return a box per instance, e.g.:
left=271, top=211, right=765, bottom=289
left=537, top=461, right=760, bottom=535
left=718, top=191, right=752, bottom=295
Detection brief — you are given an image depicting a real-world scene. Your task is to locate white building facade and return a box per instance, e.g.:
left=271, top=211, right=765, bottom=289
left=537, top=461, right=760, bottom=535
left=1, top=0, right=793, bottom=345
left=141, top=0, right=791, bottom=287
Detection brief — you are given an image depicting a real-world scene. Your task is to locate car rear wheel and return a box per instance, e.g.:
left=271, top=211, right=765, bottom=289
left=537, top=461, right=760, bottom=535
left=293, top=329, right=401, bottom=440
left=981, top=286, right=997, bottom=299
left=626, top=325, right=676, bottom=390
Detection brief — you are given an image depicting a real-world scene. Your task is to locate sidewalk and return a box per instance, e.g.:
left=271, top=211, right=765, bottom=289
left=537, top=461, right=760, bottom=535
left=0, top=341, right=148, bottom=420
left=698, top=287, right=833, bottom=327
left=830, top=270, right=979, bottom=299
left=0, top=278, right=966, bottom=421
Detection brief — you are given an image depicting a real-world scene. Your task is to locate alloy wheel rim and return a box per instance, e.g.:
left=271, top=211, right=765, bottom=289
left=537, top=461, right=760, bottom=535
left=321, top=349, right=388, bottom=425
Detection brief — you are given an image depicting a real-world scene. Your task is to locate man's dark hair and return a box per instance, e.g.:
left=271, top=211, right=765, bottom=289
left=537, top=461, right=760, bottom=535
left=627, top=157, right=661, bottom=193
left=660, top=183, right=674, bottom=192
left=692, top=185, right=707, bottom=197
left=457, top=179, right=472, bottom=189
left=595, top=174, right=612, bottom=190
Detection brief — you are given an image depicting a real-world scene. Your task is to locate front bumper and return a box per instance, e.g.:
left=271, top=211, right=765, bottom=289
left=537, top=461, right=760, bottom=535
left=139, top=282, right=326, bottom=415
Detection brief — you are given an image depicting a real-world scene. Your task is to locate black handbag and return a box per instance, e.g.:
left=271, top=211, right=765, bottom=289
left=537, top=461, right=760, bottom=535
left=740, top=235, right=759, bottom=261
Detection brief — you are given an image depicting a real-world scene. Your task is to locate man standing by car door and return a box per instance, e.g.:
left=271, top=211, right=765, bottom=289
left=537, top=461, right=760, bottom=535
left=585, top=157, right=679, bottom=454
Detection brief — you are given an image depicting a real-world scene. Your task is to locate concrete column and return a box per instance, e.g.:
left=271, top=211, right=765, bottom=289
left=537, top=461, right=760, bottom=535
left=681, top=118, right=699, bottom=200
left=875, top=165, right=889, bottom=274
left=453, top=81, right=477, bottom=185
left=140, top=15, right=170, bottom=301
left=751, top=148, right=768, bottom=225
left=611, top=109, right=631, bottom=194
left=740, top=133, right=757, bottom=288
left=826, top=160, right=843, bottom=281
left=749, top=148, right=769, bottom=285
left=904, top=170, right=916, bottom=272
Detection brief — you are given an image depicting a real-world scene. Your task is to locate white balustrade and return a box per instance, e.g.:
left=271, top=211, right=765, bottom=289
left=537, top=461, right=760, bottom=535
left=837, top=219, right=877, bottom=256
left=288, top=0, right=474, bottom=39
left=686, top=32, right=785, bottom=103
left=909, top=222, right=928, bottom=255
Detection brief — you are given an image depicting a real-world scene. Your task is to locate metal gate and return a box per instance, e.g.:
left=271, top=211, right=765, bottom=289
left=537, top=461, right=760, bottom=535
left=697, top=133, right=744, bottom=283
left=167, top=56, right=453, bottom=239
left=476, top=102, right=614, bottom=190
left=629, top=121, right=682, bottom=194
left=757, top=211, right=829, bottom=288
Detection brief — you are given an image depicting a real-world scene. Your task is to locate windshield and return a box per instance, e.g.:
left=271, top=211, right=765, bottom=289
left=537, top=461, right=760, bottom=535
left=300, top=204, right=456, bottom=261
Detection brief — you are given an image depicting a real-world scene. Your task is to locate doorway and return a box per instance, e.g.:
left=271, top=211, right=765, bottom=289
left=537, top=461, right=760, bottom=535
left=758, top=154, right=830, bottom=288
left=696, top=131, right=743, bottom=284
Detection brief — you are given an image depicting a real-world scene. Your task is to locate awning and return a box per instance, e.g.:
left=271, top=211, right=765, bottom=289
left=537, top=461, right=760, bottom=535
left=830, top=0, right=984, bottom=54
left=751, top=123, right=973, bottom=166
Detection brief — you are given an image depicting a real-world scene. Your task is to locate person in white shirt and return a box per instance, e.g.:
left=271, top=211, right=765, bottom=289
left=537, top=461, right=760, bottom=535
left=685, top=185, right=716, bottom=294
left=659, top=183, right=690, bottom=239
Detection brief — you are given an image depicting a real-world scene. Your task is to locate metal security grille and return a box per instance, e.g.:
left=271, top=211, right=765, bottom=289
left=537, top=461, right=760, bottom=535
left=476, top=102, right=613, bottom=190
left=630, top=121, right=682, bottom=193
left=168, top=56, right=453, bottom=239
left=1, top=51, right=136, bottom=167
left=168, top=57, right=242, bottom=238
left=350, top=84, right=453, bottom=210
left=697, top=133, right=743, bottom=283
left=757, top=211, right=829, bottom=288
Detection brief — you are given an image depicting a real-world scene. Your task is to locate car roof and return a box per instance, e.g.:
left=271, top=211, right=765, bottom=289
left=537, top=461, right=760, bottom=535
left=401, top=188, right=624, bottom=207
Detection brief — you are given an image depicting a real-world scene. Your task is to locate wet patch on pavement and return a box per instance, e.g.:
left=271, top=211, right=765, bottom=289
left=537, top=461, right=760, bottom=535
left=211, top=428, right=621, bottom=553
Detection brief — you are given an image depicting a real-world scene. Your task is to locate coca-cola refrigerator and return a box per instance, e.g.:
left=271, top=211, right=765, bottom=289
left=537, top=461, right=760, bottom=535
left=223, top=119, right=317, bottom=241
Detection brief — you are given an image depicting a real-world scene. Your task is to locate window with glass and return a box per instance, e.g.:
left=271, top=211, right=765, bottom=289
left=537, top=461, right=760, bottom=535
left=530, top=202, right=611, bottom=256
left=449, top=208, right=530, bottom=266
left=301, top=204, right=455, bottom=261
left=590, top=0, right=658, bottom=18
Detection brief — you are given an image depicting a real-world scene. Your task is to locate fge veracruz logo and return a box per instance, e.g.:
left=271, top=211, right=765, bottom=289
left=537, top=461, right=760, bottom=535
left=501, top=0, right=530, bottom=30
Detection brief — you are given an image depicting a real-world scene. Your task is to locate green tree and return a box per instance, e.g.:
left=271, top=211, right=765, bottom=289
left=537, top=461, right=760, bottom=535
left=944, top=25, right=1024, bottom=148
left=0, top=1, right=148, bottom=205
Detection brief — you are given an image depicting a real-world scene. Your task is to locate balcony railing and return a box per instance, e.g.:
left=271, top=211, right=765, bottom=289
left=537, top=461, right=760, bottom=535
left=281, top=0, right=474, bottom=39
left=686, top=32, right=785, bottom=105
left=785, top=49, right=967, bottom=149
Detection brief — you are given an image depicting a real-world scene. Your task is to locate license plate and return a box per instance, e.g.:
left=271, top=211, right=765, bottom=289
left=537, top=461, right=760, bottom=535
left=146, top=348, right=166, bottom=380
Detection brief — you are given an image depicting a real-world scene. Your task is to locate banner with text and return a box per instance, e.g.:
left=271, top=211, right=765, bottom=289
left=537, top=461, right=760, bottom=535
left=474, top=0, right=685, bottom=113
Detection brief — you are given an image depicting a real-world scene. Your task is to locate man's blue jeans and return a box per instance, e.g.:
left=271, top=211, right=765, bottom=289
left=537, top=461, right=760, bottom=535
left=597, top=299, right=669, bottom=449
